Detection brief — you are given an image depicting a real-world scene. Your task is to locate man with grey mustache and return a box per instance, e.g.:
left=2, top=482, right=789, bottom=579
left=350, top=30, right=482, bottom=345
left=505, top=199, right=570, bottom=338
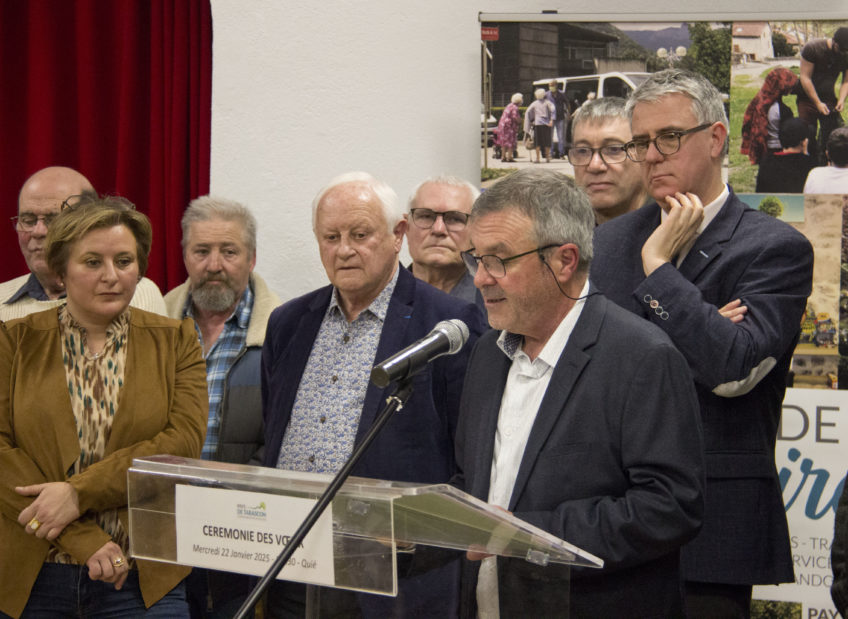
left=165, top=195, right=281, bottom=618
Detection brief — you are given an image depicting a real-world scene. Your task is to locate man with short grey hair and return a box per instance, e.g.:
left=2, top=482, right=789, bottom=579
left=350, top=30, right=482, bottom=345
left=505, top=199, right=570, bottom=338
left=454, top=167, right=704, bottom=617
left=405, top=175, right=485, bottom=315
left=262, top=172, right=486, bottom=617
left=592, top=68, right=814, bottom=617
left=568, top=97, right=647, bottom=224
left=164, top=195, right=281, bottom=617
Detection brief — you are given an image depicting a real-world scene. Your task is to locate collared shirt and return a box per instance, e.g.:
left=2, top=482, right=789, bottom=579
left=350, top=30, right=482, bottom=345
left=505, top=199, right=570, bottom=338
left=660, top=184, right=729, bottom=267
left=48, top=304, right=130, bottom=564
left=407, top=262, right=485, bottom=316
left=276, top=268, right=399, bottom=474
left=184, top=284, right=254, bottom=460
left=477, top=280, right=589, bottom=618
left=5, top=272, right=51, bottom=303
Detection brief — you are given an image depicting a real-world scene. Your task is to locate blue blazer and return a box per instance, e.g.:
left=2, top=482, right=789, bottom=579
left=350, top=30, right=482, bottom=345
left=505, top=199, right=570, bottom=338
left=591, top=191, right=813, bottom=585
left=262, top=266, right=486, bottom=481
left=454, top=291, right=705, bottom=618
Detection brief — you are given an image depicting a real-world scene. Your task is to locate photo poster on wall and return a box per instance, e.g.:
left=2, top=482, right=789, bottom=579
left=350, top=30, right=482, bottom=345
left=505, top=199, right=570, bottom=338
left=480, top=16, right=848, bottom=617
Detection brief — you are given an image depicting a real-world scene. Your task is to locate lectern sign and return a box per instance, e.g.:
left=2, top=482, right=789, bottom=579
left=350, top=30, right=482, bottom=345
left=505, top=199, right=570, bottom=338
left=175, top=485, right=335, bottom=585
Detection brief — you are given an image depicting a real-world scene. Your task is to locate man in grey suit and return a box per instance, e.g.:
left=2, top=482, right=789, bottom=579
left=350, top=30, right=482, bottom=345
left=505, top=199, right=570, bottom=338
left=454, top=167, right=705, bottom=617
left=591, top=69, right=814, bottom=617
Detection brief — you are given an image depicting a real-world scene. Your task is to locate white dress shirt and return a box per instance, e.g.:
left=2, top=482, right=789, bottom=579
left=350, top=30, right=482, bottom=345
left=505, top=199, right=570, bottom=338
left=660, top=184, right=729, bottom=268
left=477, top=279, right=589, bottom=618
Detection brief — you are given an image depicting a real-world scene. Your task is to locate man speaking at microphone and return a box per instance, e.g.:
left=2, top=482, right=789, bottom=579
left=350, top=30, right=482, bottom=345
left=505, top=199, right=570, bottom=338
left=454, top=168, right=705, bottom=617
left=261, top=171, right=486, bottom=617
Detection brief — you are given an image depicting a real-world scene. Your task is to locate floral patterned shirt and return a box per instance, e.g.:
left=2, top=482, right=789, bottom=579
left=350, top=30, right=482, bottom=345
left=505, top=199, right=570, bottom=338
left=276, top=269, right=399, bottom=474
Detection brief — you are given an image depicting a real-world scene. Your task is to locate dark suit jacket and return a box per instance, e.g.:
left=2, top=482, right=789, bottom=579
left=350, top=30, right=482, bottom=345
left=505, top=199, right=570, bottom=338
left=454, top=292, right=705, bottom=618
left=591, top=190, right=813, bottom=585
left=262, top=265, right=486, bottom=616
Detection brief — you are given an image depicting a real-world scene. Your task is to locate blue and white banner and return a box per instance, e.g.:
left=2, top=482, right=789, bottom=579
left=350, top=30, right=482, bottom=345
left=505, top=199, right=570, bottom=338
left=755, top=388, right=847, bottom=618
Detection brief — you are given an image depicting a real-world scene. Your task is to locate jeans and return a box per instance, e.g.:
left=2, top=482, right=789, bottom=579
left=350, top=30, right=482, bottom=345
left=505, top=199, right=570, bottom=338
left=797, top=99, right=845, bottom=165
left=552, top=118, right=566, bottom=156
left=1, top=563, right=189, bottom=618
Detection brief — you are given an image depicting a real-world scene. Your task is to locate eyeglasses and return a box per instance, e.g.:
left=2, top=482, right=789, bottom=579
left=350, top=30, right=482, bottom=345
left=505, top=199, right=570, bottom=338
left=566, top=144, right=628, bottom=166
left=410, top=208, right=469, bottom=231
left=61, top=193, right=135, bottom=212
left=11, top=213, right=57, bottom=231
left=60, top=192, right=99, bottom=211
left=461, top=244, right=560, bottom=279
left=624, top=123, right=713, bottom=162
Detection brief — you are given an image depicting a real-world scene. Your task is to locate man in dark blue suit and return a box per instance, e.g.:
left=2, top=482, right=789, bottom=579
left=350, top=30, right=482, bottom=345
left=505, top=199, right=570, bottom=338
left=261, top=171, right=486, bottom=618
left=454, top=168, right=705, bottom=617
left=591, top=69, right=814, bottom=618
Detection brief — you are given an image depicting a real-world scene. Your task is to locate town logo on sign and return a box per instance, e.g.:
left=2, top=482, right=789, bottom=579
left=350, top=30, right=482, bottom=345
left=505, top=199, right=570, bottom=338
left=236, top=501, right=268, bottom=520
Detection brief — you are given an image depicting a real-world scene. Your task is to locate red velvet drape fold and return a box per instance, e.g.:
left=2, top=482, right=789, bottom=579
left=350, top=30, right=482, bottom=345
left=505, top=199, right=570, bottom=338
left=0, top=0, right=212, bottom=290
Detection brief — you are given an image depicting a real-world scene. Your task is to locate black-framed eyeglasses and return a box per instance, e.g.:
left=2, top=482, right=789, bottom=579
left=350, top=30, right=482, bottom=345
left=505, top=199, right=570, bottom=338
left=461, top=244, right=560, bottom=279
left=11, top=213, right=57, bottom=231
left=60, top=192, right=99, bottom=211
left=566, top=143, right=628, bottom=166
left=60, top=192, right=135, bottom=213
left=624, top=123, right=713, bottom=162
left=410, top=208, right=469, bottom=231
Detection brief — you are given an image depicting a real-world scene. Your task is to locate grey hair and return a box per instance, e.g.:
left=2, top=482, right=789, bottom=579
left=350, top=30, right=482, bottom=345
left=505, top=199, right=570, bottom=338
left=407, top=175, right=481, bottom=213
left=510, top=92, right=524, bottom=105
left=311, top=171, right=402, bottom=233
left=571, top=96, right=628, bottom=134
left=181, top=195, right=257, bottom=254
left=534, top=88, right=547, bottom=100
left=625, top=69, right=728, bottom=154
left=471, top=168, right=594, bottom=272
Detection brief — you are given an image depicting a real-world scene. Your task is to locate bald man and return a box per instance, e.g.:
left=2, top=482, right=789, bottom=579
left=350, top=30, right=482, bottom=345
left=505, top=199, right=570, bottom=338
left=0, top=166, right=166, bottom=321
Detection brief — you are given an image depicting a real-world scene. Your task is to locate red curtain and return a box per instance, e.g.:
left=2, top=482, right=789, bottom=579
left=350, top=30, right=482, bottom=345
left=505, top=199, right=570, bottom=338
left=0, top=0, right=212, bottom=291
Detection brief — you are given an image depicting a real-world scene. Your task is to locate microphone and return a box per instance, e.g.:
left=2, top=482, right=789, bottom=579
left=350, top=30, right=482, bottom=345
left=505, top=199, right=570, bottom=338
left=370, top=319, right=469, bottom=388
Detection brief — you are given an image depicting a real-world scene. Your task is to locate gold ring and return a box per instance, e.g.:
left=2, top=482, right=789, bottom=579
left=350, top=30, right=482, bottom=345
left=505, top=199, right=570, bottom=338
left=112, top=556, right=125, bottom=567
left=27, top=517, right=41, bottom=531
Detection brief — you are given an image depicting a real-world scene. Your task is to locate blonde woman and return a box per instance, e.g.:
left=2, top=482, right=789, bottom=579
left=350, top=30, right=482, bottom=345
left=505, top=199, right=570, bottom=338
left=0, top=195, right=208, bottom=618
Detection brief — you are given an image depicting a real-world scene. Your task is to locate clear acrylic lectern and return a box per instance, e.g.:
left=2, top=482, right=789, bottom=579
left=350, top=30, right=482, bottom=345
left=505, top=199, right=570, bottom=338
left=127, top=455, right=602, bottom=597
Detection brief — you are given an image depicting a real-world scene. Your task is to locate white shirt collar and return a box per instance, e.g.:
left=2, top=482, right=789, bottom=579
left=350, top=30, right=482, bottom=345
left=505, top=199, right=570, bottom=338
left=496, top=278, right=591, bottom=367
left=660, top=184, right=729, bottom=267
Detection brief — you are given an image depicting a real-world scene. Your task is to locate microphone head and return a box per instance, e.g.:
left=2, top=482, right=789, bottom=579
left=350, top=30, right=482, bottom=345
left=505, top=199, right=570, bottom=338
left=432, top=319, right=469, bottom=354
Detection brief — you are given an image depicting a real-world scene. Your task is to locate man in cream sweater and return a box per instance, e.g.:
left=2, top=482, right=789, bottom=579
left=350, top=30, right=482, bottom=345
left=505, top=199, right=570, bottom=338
left=0, top=166, right=165, bottom=321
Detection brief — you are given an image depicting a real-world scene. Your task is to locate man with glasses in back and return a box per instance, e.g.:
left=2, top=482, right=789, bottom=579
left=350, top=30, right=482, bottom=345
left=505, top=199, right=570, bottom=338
left=0, top=166, right=166, bottom=321
left=453, top=167, right=704, bottom=617
left=405, top=175, right=485, bottom=316
left=591, top=69, right=814, bottom=618
left=568, top=97, right=647, bottom=225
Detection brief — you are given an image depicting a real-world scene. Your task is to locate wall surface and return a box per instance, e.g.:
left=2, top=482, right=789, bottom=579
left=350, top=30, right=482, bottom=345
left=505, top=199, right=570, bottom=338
left=209, top=0, right=846, bottom=301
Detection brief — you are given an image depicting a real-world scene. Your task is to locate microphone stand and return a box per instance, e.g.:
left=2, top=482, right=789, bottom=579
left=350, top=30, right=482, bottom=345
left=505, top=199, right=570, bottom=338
left=233, top=377, right=415, bottom=619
